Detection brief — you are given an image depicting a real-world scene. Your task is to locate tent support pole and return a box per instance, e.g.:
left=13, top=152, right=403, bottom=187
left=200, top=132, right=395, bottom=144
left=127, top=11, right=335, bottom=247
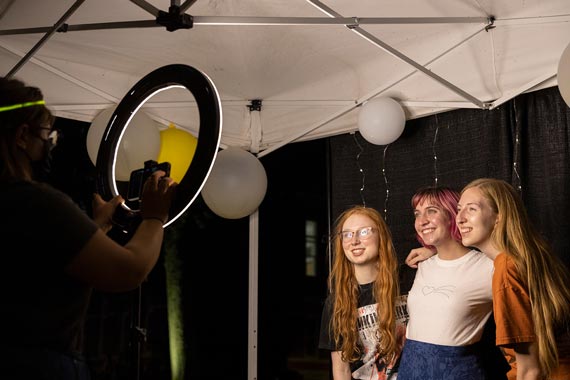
left=490, top=73, right=556, bottom=109
left=248, top=210, right=259, bottom=380
left=0, top=17, right=491, bottom=36
left=5, top=0, right=85, bottom=78
left=307, top=0, right=489, bottom=109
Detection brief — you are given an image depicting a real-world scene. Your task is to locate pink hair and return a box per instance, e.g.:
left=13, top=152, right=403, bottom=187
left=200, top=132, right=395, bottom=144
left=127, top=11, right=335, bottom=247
left=411, top=186, right=462, bottom=249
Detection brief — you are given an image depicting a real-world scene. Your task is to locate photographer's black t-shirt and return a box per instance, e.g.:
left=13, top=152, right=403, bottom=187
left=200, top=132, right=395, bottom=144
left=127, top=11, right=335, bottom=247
left=0, top=180, right=98, bottom=354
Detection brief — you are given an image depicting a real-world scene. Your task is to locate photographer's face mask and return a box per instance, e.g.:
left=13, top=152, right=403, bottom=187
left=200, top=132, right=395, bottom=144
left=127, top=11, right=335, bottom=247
left=29, top=127, right=59, bottom=181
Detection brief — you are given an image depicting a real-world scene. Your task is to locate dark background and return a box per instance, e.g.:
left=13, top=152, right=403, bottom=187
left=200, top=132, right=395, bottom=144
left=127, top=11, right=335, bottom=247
left=49, top=118, right=331, bottom=380
left=49, top=85, right=570, bottom=380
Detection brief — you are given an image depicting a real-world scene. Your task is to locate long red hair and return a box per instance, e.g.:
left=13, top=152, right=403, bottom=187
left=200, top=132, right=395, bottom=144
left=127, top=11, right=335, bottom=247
left=328, top=206, right=400, bottom=362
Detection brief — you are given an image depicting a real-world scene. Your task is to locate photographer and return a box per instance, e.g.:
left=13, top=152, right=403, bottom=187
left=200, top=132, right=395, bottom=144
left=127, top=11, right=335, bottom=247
left=0, top=76, right=176, bottom=379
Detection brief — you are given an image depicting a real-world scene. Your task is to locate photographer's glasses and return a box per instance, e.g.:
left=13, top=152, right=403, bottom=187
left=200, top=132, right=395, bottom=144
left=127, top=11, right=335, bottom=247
left=340, top=226, right=376, bottom=242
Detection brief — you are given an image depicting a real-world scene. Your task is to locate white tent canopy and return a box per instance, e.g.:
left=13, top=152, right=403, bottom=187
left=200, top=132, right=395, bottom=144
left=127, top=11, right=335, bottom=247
left=2, top=0, right=569, bottom=158
left=3, top=2, right=570, bottom=378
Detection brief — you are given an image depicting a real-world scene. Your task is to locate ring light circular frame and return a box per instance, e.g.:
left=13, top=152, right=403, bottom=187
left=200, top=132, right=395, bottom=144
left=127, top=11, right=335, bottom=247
left=95, top=64, right=222, bottom=228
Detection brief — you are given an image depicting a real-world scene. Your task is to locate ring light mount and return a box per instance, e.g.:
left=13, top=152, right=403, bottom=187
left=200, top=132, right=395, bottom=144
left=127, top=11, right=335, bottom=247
left=95, top=63, right=222, bottom=231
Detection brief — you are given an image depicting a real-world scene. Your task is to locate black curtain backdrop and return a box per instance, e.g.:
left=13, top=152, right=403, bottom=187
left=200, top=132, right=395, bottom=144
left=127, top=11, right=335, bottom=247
left=329, top=86, right=570, bottom=292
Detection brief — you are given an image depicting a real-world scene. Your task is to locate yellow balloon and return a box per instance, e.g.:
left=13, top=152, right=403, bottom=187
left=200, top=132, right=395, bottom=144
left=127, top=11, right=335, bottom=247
left=157, top=123, right=197, bottom=183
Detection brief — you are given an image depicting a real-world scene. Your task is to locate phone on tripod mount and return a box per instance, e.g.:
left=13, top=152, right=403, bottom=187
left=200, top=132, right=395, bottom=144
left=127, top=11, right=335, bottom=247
left=127, top=160, right=171, bottom=204
left=109, top=160, right=171, bottom=240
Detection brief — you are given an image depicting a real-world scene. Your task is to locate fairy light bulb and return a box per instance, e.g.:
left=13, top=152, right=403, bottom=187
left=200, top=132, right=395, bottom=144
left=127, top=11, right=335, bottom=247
left=433, top=115, right=440, bottom=187
left=382, top=145, right=390, bottom=221
left=353, top=133, right=367, bottom=207
left=512, top=100, right=523, bottom=193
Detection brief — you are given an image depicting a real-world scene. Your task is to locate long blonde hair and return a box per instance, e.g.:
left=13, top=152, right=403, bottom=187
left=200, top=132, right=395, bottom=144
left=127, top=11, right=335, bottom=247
left=463, top=178, right=570, bottom=376
left=328, top=206, right=400, bottom=363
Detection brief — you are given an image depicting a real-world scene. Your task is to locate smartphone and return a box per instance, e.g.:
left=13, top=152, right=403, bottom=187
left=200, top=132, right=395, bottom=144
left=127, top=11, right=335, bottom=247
left=127, top=160, right=171, bottom=202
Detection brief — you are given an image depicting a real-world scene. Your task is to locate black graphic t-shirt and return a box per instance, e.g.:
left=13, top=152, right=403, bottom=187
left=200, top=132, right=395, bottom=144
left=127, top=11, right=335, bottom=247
left=319, top=283, right=409, bottom=379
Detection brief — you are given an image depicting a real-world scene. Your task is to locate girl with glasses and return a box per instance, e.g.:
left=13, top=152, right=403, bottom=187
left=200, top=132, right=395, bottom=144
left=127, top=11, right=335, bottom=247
left=319, top=205, right=408, bottom=379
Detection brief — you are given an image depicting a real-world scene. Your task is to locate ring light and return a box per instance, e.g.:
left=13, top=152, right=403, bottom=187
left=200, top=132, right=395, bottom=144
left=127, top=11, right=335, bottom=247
left=95, top=64, right=222, bottom=229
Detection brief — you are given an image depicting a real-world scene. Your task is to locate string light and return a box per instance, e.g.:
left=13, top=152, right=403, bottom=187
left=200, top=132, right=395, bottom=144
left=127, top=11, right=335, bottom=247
left=353, top=133, right=367, bottom=207
left=433, top=114, right=440, bottom=187
left=382, top=144, right=390, bottom=221
left=512, top=99, right=522, bottom=193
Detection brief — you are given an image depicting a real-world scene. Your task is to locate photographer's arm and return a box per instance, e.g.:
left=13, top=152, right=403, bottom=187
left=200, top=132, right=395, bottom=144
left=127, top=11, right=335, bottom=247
left=65, top=171, right=176, bottom=292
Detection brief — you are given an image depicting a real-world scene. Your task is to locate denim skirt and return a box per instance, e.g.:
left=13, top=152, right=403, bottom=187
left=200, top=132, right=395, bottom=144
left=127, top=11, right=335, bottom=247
left=397, top=339, right=486, bottom=380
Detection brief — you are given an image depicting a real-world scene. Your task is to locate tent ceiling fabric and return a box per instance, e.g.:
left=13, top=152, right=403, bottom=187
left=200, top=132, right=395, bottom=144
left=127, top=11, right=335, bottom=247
left=1, top=0, right=569, bottom=156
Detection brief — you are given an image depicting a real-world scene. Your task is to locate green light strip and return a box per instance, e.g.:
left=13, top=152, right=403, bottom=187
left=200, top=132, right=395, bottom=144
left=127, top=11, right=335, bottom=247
left=0, top=100, right=45, bottom=113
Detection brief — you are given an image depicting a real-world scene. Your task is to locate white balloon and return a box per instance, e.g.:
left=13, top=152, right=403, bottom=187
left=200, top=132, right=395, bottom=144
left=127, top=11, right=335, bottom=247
left=358, top=97, right=406, bottom=145
left=86, top=106, right=161, bottom=181
left=201, top=147, right=268, bottom=219
left=557, top=41, right=570, bottom=107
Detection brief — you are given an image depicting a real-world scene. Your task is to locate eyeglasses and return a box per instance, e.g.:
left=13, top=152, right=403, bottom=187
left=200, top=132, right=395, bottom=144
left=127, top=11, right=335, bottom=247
left=340, top=226, right=376, bottom=242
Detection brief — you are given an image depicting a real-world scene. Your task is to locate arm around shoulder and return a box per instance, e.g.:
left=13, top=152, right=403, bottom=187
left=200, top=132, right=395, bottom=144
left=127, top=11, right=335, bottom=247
left=405, top=247, right=436, bottom=268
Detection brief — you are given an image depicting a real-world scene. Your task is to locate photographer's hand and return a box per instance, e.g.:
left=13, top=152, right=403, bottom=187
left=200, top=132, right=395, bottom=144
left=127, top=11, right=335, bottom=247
left=70, top=173, right=176, bottom=292
left=93, top=193, right=124, bottom=233
left=140, top=170, right=177, bottom=225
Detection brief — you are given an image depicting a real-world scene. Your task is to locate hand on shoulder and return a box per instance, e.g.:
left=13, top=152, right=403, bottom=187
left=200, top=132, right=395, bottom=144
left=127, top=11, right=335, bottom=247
left=405, top=247, right=436, bottom=268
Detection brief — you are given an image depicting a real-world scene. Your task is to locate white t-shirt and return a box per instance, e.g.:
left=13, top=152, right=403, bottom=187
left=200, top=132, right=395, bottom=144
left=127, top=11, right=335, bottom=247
left=406, top=249, right=494, bottom=346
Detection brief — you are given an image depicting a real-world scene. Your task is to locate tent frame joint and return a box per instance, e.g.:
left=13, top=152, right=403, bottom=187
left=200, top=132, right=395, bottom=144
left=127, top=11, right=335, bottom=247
left=56, top=24, right=69, bottom=33
left=156, top=4, right=194, bottom=31
left=485, top=16, right=495, bottom=32
left=248, top=99, right=263, bottom=112
left=346, top=17, right=359, bottom=29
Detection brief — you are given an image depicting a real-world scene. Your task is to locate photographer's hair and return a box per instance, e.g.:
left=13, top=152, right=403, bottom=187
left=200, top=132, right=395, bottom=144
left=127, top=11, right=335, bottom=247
left=328, top=205, right=400, bottom=363
left=0, top=77, right=54, bottom=180
left=463, top=178, right=570, bottom=377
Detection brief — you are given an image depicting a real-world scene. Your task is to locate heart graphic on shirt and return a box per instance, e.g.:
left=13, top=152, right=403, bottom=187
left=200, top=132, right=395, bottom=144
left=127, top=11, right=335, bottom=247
left=421, top=285, right=456, bottom=298
left=422, top=286, right=435, bottom=295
